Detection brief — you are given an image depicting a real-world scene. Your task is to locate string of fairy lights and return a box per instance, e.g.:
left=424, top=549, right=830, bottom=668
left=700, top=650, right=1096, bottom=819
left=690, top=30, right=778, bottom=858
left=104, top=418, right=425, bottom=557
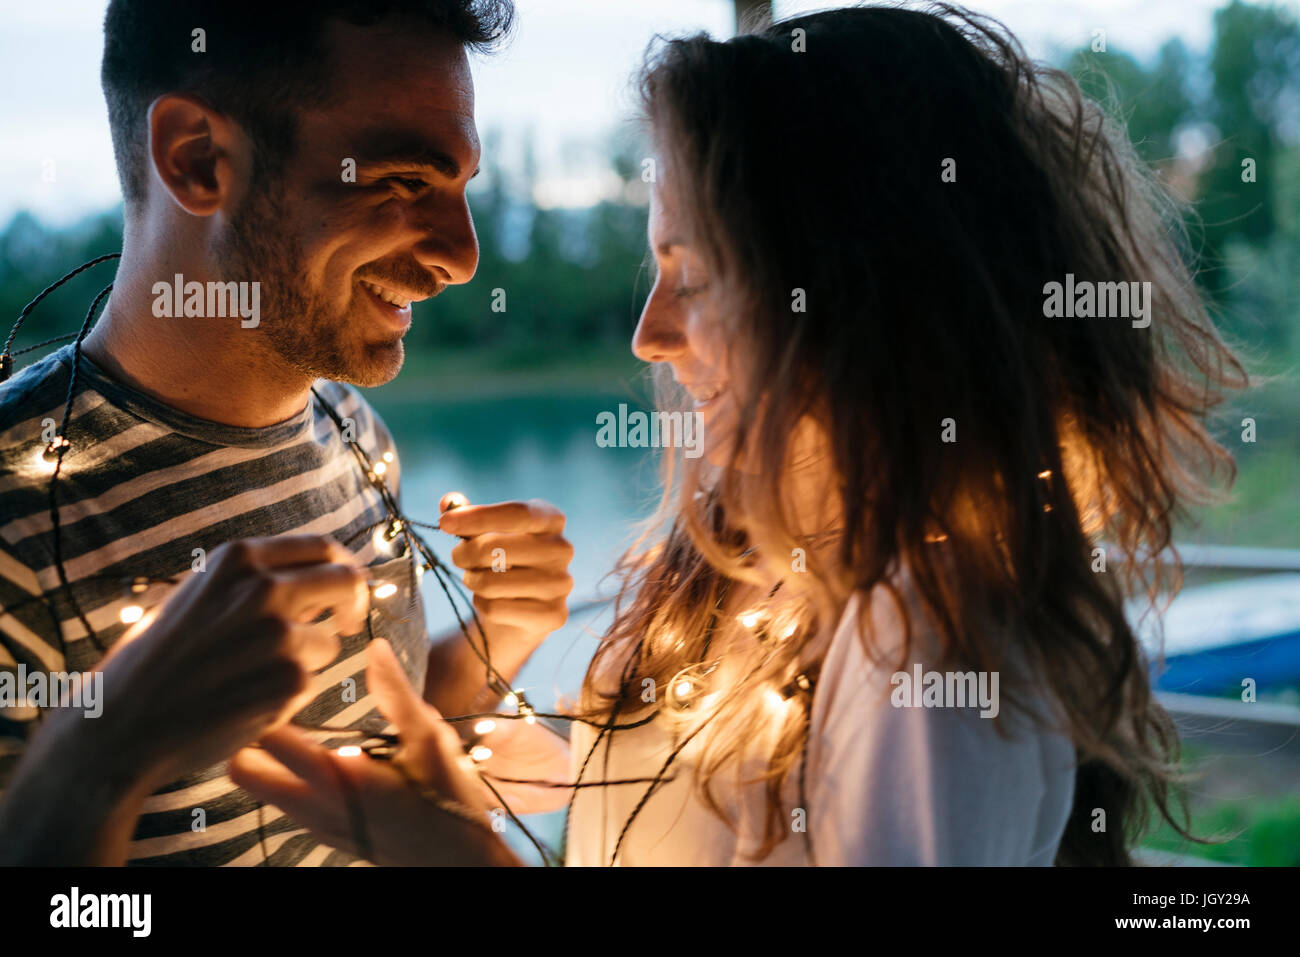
left=2, top=254, right=824, bottom=867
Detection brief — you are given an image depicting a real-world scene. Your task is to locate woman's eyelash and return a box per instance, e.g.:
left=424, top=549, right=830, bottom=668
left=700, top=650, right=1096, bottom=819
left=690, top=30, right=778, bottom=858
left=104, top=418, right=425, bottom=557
left=674, top=283, right=709, bottom=299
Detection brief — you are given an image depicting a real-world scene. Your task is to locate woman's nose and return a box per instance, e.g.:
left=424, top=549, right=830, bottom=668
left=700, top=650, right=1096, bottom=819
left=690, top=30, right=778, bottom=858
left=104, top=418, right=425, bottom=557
left=632, top=286, right=689, bottom=363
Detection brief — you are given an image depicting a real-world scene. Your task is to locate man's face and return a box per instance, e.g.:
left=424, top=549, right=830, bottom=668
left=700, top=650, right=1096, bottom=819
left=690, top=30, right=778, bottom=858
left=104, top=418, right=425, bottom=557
left=217, top=17, right=481, bottom=387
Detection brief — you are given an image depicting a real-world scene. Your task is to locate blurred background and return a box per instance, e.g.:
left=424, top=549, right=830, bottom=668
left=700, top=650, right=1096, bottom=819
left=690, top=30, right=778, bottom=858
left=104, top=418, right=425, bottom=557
left=1, top=0, right=1297, bottom=864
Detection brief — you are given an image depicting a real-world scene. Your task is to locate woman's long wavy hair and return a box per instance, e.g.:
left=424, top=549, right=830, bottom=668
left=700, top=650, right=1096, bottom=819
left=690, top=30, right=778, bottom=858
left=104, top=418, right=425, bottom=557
left=577, top=3, right=1248, bottom=865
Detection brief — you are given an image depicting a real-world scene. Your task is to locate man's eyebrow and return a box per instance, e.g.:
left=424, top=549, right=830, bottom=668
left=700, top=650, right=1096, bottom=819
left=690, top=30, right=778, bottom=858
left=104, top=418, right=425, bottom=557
left=354, top=138, right=481, bottom=179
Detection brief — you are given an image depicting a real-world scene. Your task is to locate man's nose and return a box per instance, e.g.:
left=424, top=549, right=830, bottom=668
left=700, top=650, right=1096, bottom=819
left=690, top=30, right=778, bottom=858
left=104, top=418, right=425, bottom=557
left=413, top=197, right=479, bottom=286
left=632, top=285, right=689, bottom=363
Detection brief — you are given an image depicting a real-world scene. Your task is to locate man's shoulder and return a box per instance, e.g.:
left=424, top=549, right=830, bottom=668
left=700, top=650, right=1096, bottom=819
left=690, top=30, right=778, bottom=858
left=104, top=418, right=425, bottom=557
left=0, top=348, right=77, bottom=471
left=0, top=347, right=73, bottom=428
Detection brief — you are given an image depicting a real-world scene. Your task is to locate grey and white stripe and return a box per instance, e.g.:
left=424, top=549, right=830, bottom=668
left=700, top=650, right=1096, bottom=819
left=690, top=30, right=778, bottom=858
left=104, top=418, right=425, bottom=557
left=0, top=345, right=429, bottom=865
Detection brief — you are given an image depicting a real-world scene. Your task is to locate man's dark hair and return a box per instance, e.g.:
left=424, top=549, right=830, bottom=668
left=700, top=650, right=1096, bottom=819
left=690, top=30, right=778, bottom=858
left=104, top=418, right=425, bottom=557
left=101, top=0, right=514, bottom=207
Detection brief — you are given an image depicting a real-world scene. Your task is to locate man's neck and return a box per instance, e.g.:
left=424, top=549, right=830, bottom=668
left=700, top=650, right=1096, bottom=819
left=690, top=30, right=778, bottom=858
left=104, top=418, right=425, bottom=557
left=81, top=264, right=311, bottom=429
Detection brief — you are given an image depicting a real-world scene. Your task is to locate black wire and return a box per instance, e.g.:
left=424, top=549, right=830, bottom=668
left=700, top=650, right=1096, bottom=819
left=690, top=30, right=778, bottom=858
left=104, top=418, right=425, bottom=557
left=481, top=771, right=672, bottom=789
left=443, top=709, right=658, bottom=732
left=13, top=333, right=80, bottom=357
left=1, top=252, right=121, bottom=371
left=46, top=282, right=115, bottom=656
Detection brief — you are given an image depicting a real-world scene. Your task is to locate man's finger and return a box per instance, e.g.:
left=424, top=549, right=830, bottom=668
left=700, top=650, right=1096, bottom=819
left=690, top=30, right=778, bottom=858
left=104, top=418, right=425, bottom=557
left=472, top=595, right=569, bottom=633
left=229, top=745, right=315, bottom=807
left=439, top=491, right=470, bottom=514
left=268, top=563, right=368, bottom=633
left=462, top=567, right=573, bottom=601
left=451, top=532, right=573, bottom=571
left=253, top=726, right=344, bottom=793
left=229, top=745, right=358, bottom=855
left=438, top=500, right=565, bottom=538
left=226, top=535, right=355, bottom=571
left=288, top=620, right=343, bottom=672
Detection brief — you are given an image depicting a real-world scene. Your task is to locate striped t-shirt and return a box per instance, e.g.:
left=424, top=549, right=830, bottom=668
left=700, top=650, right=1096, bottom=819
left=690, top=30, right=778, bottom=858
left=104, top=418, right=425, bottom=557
left=0, top=345, right=430, bottom=865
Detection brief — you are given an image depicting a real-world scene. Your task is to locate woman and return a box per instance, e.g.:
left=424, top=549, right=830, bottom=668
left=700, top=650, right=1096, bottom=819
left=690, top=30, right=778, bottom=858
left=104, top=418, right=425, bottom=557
left=231, top=3, right=1247, bottom=866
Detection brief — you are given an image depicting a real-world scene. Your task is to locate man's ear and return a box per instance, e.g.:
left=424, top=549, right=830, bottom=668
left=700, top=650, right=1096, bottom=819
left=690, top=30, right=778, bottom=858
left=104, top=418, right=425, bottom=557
left=146, top=93, right=251, bottom=217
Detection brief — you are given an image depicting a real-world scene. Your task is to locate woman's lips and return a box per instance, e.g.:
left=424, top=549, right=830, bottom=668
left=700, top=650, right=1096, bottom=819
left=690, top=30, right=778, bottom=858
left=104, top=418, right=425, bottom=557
left=691, top=384, right=726, bottom=410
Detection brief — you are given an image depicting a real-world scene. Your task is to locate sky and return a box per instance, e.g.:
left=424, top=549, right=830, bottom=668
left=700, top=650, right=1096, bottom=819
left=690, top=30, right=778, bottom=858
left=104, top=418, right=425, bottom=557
left=0, top=0, right=1275, bottom=226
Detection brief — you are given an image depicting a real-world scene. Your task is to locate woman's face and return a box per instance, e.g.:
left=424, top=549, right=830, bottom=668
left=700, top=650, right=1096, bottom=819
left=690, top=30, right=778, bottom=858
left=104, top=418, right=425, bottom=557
left=633, top=181, right=740, bottom=467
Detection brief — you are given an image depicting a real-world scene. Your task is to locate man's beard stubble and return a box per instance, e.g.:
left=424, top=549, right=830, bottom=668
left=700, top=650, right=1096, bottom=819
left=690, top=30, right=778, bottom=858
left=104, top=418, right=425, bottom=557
left=213, top=181, right=404, bottom=388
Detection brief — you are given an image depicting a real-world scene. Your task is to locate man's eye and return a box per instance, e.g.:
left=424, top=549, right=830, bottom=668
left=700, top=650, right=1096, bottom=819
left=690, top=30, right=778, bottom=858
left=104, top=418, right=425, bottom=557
left=384, top=176, right=428, bottom=193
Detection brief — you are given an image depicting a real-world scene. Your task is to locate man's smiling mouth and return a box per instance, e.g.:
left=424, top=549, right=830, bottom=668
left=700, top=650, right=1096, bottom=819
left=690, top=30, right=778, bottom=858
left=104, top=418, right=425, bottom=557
left=359, top=279, right=414, bottom=310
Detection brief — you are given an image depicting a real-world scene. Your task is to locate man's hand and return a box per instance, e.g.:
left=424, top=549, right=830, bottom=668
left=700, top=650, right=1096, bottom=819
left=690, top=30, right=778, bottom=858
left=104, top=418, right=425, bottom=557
left=438, top=494, right=574, bottom=653
left=91, top=535, right=367, bottom=790
left=0, top=534, right=370, bottom=864
left=231, top=639, right=521, bottom=866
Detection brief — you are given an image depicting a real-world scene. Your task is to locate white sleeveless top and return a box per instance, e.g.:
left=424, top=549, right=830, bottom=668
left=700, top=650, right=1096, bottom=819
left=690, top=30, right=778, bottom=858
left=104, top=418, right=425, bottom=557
left=565, top=587, right=1077, bottom=866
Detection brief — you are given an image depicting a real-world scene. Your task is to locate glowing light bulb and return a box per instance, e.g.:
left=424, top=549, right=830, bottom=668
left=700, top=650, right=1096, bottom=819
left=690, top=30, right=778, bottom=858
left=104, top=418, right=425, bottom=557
left=764, top=688, right=787, bottom=711
left=504, top=692, right=519, bottom=708
left=373, top=460, right=387, bottom=477
left=382, top=451, right=394, bottom=464
left=120, top=604, right=144, bottom=624
left=34, top=436, right=70, bottom=473
left=337, top=746, right=362, bottom=758
left=666, top=663, right=715, bottom=711
left=1038, top=469, right=1052, bottom=480
left=371, top=582, right=397, bottom=600
left=474, top=719, right=496, bottom=735
left=373, top=520, right=404, bottom=555
left=470, top=745, right=492, bottom=762
left=738, top=610, right=763, bottom=629
left=779, top=621, right=798, bottom=640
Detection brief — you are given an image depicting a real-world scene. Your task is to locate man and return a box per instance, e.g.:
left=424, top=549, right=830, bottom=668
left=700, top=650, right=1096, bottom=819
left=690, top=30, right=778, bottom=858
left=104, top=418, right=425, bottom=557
left=0, top=0, right=573, bottom=865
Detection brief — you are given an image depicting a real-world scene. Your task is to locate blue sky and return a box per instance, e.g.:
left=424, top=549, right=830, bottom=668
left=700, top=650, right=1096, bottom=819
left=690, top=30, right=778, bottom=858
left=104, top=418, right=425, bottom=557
left=0, top=0, right=1263, bottom=225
